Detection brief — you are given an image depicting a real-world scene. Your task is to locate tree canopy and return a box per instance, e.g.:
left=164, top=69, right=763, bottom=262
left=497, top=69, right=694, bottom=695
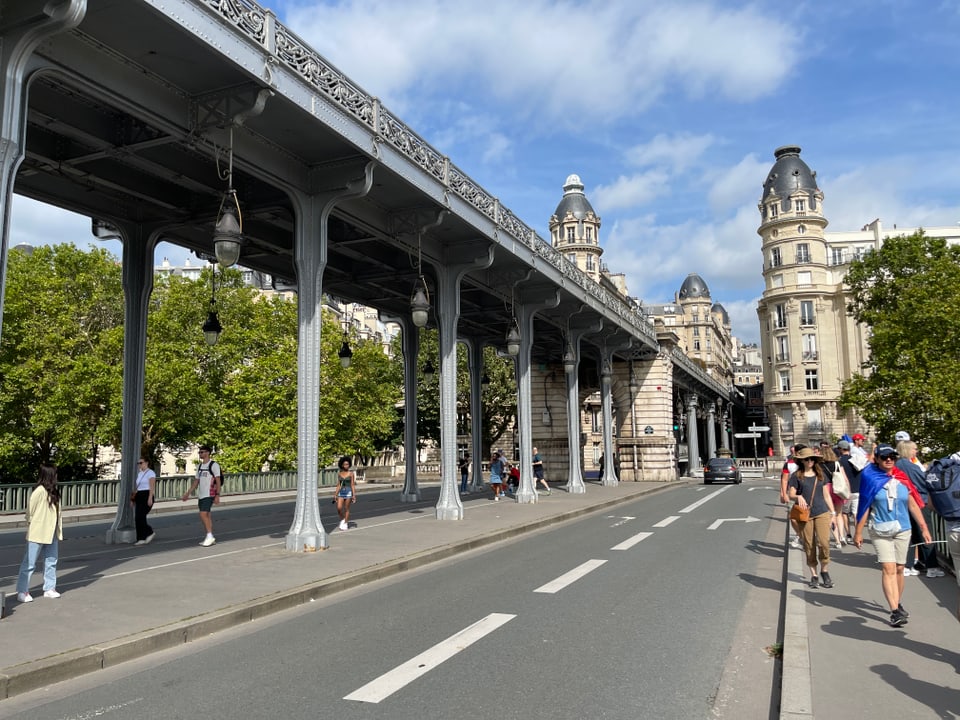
left=839, top=230, right=960, bottom=455
left=0, top=245, right=402, bottom=480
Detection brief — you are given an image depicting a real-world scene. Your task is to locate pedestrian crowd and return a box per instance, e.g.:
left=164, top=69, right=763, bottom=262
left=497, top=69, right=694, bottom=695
left=781, top=429, right=960, bottom=628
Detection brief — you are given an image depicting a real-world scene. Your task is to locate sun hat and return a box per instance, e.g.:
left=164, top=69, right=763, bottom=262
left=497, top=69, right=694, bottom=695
left=794, top=447, right=819, bottom=460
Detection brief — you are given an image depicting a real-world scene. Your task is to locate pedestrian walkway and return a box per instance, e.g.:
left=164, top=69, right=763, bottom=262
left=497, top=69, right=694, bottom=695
left=0, top=481, right=669, bottom=700
left=779, top=504, right=960, bottom=720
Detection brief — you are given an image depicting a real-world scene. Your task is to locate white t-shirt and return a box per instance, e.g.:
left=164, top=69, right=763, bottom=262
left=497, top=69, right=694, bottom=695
left=197, top=461, right=221, bottom=499
left=136, top=468, right=156, bottom=491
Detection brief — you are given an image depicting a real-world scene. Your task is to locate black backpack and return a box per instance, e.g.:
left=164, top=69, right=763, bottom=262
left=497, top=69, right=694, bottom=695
left=200, top=461, right=224, bottom=490
left=924, top=456, right=960, bottom=520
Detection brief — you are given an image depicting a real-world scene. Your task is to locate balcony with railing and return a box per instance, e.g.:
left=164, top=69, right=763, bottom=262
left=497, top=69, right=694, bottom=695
left=775, top=352, right=790, bottom=363
left=802, top=350, right=819, bottom=361
left=795, top=252, right=811, bottom=264
left=773, top=319, right=788, bottom=329
left=799, top=316, right=816, bottom=327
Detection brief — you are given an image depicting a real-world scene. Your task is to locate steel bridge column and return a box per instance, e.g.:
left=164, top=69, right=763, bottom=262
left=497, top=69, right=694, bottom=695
left=105, top=223, right=159, bottom=544
left=686, top=394, right=701, bottom=477
left=706, top=402, right=717, bottom=461
left=434, top=247, right=494, bottom=520
left=286, top=162, right=374, bottom=552
left=513, top=290, right=560, bottom=504
left=599, top=339, right=631, bottom=487
left=0, top=1, right=86, bottom=341
left=381, top=313, right=422, bottom=502
left=564, top=317, right=602, bottom=495
left=463, top=336, right=486, bottom=493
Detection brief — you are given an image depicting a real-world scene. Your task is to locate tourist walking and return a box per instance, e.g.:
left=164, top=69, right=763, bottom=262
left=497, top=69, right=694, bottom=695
left=781, top=444, right=807, bottom=548
left=181, top=444, right=222, bottom=546
left=16, top=463, right=63, bottom=602
left=532, top=446, right=551, bottom=495
left=133, top=457, right=156, bottom=545
left=490, top=452, right=506, bottom=501
left=895, top=439, right=943, bottom=578
left=854, top=444, right=932, bottom=627
left=788, top=447, right=837, bottom=588
left=458, top=454, right=470, bottom=494
left=820, top=445, right=848, bottom=547
left=335, top=456, right=357, bottom=530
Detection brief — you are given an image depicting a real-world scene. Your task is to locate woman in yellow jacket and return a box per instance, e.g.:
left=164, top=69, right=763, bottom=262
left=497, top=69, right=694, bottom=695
left=16, top=464, right=63, bottom=602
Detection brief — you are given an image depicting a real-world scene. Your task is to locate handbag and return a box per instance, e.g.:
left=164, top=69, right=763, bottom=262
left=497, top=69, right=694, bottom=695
left=789, top=474, right=819, bottom=523
left=831, top=462, right=850, bottom=500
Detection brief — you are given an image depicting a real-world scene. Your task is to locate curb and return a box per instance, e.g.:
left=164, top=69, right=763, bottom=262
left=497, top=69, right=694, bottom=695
left=0, top=482, right=675, bottom=700
left=779, top=511, right=813, bottom=719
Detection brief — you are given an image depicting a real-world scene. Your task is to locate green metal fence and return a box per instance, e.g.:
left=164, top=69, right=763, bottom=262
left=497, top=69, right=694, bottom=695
left=0, top=469, right=345, bottom=515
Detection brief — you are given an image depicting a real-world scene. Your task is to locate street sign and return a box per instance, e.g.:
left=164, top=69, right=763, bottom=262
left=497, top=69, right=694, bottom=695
left=748, top=425, right=770, bottom=432
left=734, top=432, right=761, bottom=439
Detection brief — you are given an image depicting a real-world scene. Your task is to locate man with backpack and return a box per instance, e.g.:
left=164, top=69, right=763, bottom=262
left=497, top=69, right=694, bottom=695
left=181, top=445, right=223, bottom=547
left=923, top=453, right=960, bottom=621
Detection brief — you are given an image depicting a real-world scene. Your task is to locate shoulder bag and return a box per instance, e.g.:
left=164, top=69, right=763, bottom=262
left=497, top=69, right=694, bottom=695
left=789, top=474, right=819, bottom=523
left=830, top=461, right=850, bottom=500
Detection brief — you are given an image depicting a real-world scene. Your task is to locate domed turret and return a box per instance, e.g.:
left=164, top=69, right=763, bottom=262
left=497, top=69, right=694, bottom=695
left=553, top=174, right=597, bottom=221
left=711, top=302, right=730, bottom=326
left=678, top=273, right=710, bottom=301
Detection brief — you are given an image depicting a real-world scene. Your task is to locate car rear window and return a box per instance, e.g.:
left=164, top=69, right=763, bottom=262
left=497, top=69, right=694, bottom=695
left=708, top=459, right=734, bottom=469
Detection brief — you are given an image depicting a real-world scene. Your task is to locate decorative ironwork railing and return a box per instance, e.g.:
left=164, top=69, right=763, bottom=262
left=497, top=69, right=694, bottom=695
left=199, top=0, right=659, bottom=348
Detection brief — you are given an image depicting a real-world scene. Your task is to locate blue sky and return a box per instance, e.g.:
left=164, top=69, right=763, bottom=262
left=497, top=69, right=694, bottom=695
left=11, top=0, right=960, bottom=343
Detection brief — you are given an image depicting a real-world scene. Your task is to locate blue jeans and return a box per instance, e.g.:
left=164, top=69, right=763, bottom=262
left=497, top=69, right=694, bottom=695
left=17, top=536, right=59, bottom=593
left=460, top=472, right=469, bottom=492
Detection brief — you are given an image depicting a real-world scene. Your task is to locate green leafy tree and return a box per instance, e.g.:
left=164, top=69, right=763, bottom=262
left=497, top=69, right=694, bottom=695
left=392, top=329, right=516, bottom=455
left=0, top=244, right=123, bottom=481
left=839, top=230, right=960, bottom=454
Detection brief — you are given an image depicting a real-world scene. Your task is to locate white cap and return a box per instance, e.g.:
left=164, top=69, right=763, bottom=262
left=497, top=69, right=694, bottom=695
left=895, top=431, right=911, bottom=442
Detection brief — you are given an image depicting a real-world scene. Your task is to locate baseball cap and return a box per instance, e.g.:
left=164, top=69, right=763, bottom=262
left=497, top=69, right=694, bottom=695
left=836, top=440, right=850, bottom=450
left=852, top=433, right=866, bottom=441
left=875, top=443, right=898, bottom=459
left=894, top=431, right=911, bottom=442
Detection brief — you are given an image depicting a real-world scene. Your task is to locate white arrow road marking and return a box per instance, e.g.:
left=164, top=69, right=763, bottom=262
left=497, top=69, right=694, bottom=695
left=747, top=487, right=773, bottom=492
left=707, top=516, right=762, bottom=530
left=611, top=531, right=653, bottom=550
left=610, top=516, right=636, bottom=527
left=344, top=613, right=516, bottom=703
left=653, top=516, right=680, bottom=527
left=534, top=559, right=608, bottom=594
left=680, top=486, right=730, bottom=513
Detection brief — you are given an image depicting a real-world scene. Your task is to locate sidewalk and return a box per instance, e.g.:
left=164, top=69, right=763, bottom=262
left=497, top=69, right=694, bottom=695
left=0, top=481, right=671, bottom=700
left=779, top=505, right=960, bottom=719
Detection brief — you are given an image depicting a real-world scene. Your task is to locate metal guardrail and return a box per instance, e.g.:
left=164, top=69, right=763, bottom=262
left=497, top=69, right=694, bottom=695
left=0, top=469, right=349, bottom=515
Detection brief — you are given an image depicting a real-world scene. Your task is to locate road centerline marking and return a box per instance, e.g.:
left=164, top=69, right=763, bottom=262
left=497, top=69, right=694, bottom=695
left=653, top=516, right=680, bottom=528
left=611, top=532, right=653, bottom=550
left=344, top=613, right=516, bottom=703
left=679, top=486, right=730, bottom=513
left=534, top=559, right=607, bottom=593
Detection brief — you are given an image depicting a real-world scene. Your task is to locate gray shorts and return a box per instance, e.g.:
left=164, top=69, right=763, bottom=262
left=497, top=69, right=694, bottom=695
left=869, top=529, right=910, bottom=565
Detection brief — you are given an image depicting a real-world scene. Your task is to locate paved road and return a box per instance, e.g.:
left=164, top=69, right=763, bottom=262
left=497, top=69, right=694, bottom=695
left=1, top=481, right=782, bottom=719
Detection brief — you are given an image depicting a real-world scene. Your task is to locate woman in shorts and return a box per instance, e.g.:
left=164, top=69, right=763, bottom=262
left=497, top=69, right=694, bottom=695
left=335, top=456, right=357, bottom=531
left=854, top=444, right=931, bottom=627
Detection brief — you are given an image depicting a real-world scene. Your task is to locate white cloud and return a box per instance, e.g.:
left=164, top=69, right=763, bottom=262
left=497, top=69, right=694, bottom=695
left=10, top=196, right=94, bottom=250
left=706, top=154, right=768, bottom=214
left=593, top=171, right=671, bottom=212
left=282, top=1, right=802, bottom=129
left=626, top=133, right=715, bottom=172
left=722, top=297, right=763, bottom=345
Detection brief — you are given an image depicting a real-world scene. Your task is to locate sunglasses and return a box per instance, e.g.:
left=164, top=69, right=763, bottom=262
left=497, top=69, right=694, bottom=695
left=879, top=455, right=897, bottom=461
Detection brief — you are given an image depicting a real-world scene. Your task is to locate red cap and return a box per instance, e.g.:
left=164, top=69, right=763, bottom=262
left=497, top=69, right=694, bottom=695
left=852, top=433, right=865, bottom=441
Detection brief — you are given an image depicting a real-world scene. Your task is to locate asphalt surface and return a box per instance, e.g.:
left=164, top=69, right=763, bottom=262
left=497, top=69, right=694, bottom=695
left=1, top=477, right=959, bottom=719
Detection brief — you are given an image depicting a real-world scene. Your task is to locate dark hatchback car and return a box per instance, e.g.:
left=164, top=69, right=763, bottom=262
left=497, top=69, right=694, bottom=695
left=703, top=457, right=742, bottom=484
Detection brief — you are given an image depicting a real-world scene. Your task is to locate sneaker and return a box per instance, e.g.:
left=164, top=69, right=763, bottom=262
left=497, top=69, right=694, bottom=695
left=846, top=533, right=853, bottom=543
left=889, top=609, right=908, bottom=627
left=913, top=563, right=927, bottom=574
left=903, top=567, right=918, bottom=577
left=494, top=496, right=500, bottom=502
left=820, top=571, right=833, bottom=588
left=809, top=576, right=818, bottom=589
left=897, top=603, right=909, bottom=618
left=17, top=592, right=33, bottom=603
left=790, top=536, right=802, bottom=549
left=545, top=489, right=552, bottom=495
left=339, top=520, right=348, bottom=530
left=145, top=532, right=156, bottom=545
left=134, top=539, right=147, bottom=546
left=200, top=536, right=216, bottom=547
left=43, top=589, right=61, bottom=599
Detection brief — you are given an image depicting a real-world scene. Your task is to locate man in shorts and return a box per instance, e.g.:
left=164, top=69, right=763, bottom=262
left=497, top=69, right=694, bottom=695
left=181, top=445, right=222, bottom=546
